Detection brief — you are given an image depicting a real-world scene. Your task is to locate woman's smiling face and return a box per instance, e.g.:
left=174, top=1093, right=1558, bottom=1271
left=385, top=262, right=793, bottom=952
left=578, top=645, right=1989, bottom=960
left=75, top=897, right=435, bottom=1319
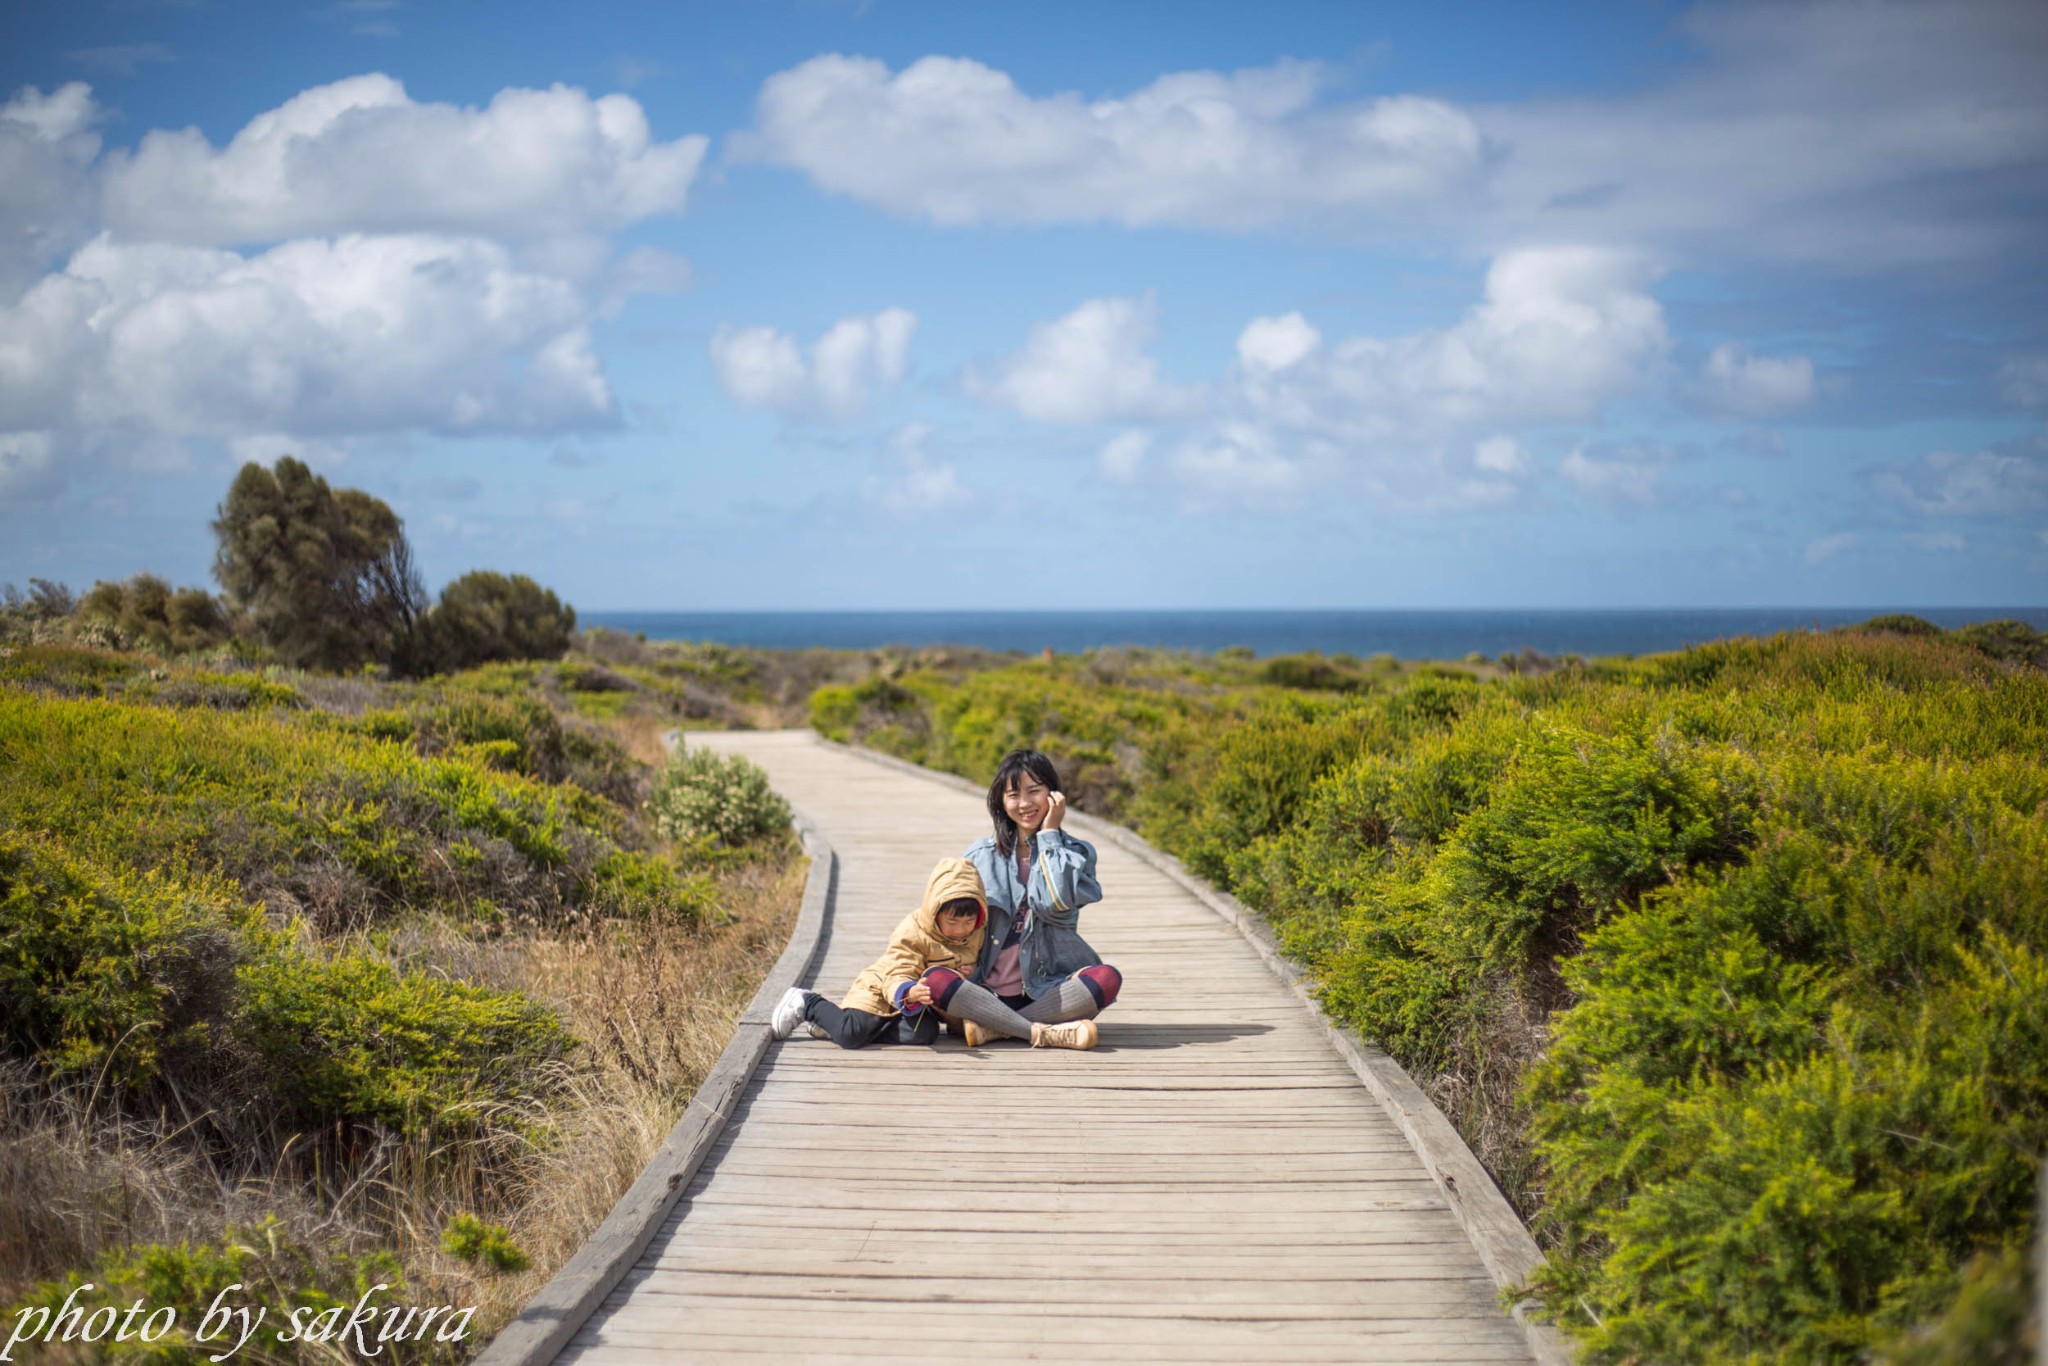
left=1002, top=772, right=1050, bottom=831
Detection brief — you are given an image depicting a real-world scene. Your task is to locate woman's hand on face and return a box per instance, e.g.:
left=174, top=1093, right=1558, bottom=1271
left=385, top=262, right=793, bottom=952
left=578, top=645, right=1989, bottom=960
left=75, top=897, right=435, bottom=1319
left=1042, top=791, right=1066, bottom=831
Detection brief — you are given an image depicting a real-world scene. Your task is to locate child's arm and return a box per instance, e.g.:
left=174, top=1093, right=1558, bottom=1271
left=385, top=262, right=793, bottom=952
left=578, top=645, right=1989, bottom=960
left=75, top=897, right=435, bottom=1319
left=877, top=939, right=933, bottom=1015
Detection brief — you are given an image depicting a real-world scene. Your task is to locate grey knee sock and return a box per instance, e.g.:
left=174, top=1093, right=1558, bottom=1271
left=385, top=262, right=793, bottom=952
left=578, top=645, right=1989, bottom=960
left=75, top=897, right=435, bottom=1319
left=1019, top=978, right=1101, bottom=1024
left=942, top=980, right=1036, bottom=1041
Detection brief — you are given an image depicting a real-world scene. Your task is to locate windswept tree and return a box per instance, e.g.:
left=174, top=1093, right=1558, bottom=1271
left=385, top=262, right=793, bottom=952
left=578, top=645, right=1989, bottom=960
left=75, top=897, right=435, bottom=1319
left=212, top=457, right=427, bottom=672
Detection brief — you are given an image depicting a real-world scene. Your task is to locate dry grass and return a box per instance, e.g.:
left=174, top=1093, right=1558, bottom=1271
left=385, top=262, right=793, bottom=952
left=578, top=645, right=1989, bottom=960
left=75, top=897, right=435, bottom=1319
left=395, top=849, right=802, bottom=1337
left=612, top=712, right=683, bottom=770
left=0, top=848, right=803, bottom=1347
left=0, top=1064, right=335, bottom=1299
left=1420, top=977, right=1556, bottom=1231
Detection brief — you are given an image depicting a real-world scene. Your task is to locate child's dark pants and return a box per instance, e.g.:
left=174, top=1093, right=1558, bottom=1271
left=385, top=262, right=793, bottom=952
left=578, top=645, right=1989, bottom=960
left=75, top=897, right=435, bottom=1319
left=802, top=996, right=942, bottom=1049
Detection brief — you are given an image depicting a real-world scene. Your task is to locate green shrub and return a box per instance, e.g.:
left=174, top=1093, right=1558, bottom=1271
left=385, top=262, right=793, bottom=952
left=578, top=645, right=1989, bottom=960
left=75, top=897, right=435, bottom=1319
left=1952, top=618, right=2048, bottom=668
left=5, top=1217, right=425, bottom=1366
left=0, top=828, right=579, bottom=1137
left=239, top=950, right=574, bottom=1136
left=1258, top=653, right=1366, bottom=691
left=358, top=685, right=641, bottom=808
left=1441, top=724, right=1758, bottom=970
left=808, top=677, right=927, bottom=750
left=409, top=570, right=575, bottom=675
left=1181, top=697, right=1388, bottom=884
left=0, top=644, right=155, bottom=697
left=440, top=1214, right=531, bottom=1274
left=1861, top=613, right=1944, bottom=638
left=0, top=833, right=257, bottom=1090
left=0, top=690, right=678, bottom=931
left=648, top=747, right=791, bottom=848
left=74, top=574, right=237, bottom=656
left=1871, top=1241, right=2039, bottom=1365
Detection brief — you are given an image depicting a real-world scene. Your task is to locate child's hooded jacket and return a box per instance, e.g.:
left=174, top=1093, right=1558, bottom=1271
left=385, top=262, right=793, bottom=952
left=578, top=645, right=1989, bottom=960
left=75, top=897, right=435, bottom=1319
left=840, top=857, right=989, bottom=1017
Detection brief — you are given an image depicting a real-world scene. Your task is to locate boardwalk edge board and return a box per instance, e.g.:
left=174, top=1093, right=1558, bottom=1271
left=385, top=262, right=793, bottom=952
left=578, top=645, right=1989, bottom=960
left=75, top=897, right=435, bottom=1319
left=825, top=737, right=1574, bottom=1366
left=472, top=791, right=838, bottom=1366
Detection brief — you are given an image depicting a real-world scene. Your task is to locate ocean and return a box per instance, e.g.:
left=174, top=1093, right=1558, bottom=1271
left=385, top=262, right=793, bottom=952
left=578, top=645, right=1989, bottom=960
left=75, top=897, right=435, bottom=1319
left=577, top=608, right=2048, bottom=661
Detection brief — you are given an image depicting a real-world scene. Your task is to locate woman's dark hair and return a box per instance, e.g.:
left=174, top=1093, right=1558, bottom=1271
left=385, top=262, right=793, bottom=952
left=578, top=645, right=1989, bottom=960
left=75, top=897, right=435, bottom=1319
left=987, top=748, right=1061, bottom=856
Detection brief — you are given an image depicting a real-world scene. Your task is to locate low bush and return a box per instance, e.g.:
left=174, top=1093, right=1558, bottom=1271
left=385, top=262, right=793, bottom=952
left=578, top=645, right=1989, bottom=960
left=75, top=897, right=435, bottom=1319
left=240, top=952, right=573, bottom=1137
left=0, top=834, right=255, bottom=1092
left=409, top=571, right=576, bottom=676
left=75, top=574, right=237, bottom=656
left=0, top=691, right=686, bottom=933
left=648, top=747, right=792, bottom=849
left=0, top=829, right=579, bottom=1141
left=7, top=1218, right=427, bottom=1366
left=361, top=686, right=641, bottom=808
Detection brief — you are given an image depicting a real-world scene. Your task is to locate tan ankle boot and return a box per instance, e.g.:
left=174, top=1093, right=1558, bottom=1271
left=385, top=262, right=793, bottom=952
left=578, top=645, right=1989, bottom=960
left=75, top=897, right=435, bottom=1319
left=1030, top=1019, right=1098, bottom=1050
left=962, top=1019, right=993, bottom=1047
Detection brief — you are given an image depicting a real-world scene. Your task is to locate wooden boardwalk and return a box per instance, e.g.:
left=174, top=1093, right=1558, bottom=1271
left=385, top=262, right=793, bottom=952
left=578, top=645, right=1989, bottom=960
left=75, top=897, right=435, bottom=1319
left=556, top=731, right=1539, bottom=1365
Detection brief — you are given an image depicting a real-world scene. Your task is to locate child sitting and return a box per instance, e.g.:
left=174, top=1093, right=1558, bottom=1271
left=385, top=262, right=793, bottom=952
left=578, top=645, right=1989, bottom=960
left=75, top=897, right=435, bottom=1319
left=770, top=857, right=1097, bottom=1050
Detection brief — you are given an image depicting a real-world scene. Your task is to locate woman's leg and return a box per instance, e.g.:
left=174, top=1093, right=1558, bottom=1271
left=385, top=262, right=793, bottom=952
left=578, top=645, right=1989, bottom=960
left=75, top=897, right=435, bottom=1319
left=1018, top=965, right=1123, bottom=1024
left=920, top=967, right=1034, bottom=1041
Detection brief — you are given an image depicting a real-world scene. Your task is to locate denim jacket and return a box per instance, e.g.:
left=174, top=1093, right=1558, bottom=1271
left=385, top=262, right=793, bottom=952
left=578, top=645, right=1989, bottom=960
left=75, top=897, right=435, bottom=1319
left=962, top=828, right=1103, bottom=1000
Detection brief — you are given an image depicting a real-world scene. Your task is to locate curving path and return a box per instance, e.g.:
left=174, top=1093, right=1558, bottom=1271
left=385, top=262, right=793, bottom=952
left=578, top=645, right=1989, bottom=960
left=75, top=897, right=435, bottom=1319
left=553, top=730, right=1542, bottom=1365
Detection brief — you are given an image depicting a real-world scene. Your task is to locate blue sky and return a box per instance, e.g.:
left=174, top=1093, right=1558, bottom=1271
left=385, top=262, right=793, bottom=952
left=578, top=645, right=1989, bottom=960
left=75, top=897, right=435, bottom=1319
left=2, top=0, right=2044, bottom=609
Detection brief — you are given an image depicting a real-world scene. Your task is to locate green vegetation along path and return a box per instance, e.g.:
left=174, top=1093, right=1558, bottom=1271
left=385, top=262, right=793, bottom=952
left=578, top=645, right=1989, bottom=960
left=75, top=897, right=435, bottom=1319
left=556, top=730, right=1535, bottom=1365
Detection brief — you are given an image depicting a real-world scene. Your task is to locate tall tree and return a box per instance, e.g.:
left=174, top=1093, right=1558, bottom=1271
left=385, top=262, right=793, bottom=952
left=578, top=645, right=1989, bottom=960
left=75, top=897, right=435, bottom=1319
left=212, top=457, right=426, bottom=672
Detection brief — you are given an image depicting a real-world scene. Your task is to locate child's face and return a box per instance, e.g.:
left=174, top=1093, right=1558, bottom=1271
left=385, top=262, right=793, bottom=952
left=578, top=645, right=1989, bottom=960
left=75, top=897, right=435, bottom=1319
left=935, top=901, right=980, bottom=940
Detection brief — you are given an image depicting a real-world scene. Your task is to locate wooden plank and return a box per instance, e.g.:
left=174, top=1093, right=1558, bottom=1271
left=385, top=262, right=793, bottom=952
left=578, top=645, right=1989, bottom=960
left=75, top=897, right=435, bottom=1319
left=593, top=1269, right=1507, bottom=1310
left=576, top=1325, right=1532, bottom=1363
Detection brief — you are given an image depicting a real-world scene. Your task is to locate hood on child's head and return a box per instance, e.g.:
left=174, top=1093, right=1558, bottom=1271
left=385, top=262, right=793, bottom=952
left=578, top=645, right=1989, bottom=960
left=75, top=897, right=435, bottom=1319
left=918, top=857, right=987, bottom=940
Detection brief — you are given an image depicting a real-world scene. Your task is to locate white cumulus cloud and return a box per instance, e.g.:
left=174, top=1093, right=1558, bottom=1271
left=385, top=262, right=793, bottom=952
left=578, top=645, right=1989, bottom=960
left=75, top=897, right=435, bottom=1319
left=1473, top=434, right=1529, bottom=475
left=981, top=249, right=1666, bottom=512
left=1873, top=444, right=2048, bottom=516
left=1697, top=342, right=1816, bottom=419
left=99, top=74, right=708, bottom=245
left=1236, top=313, right=1320, bottom=372
left=737, top=6, right=2048, bottom=272
left=0, top=233, right=615, bottom=441
left=1477, top=1, right=2048, bottom=268
left=863, top=422, right=972, bottom=516
left=1905, top=531, right=1966, bottom=552
left=710, top=308, right=916, bottom=421
left=0, top=430, right=59, bottom=502
left=1169, top=421, right=1304, bottom=500
left=0, top=84, right=104, bottom=296
left=1805, top=532, right=1859, bottom=564
left=1559, top=442, right=1678, bottom=509
left=1097, top=429, right=1152, bottom=483
left=2000, top=354, right=2048, bottom=409
left=737, top=55, right=1481, bottom=231
left=1235, top=247, right=1669, bottom=443
left=1, top=76, right=711, bottom=502
left=971, top=295, right=1202, bottom=424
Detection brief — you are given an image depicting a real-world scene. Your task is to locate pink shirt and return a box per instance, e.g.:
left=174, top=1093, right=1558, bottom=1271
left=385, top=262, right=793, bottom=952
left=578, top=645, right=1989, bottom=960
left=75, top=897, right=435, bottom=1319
left=983, top=842, right=1033, bottom=996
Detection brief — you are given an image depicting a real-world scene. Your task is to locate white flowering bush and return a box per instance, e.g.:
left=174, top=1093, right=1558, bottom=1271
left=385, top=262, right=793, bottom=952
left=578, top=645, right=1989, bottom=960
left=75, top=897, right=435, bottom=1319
left=649, top=746, right=791, bottom=847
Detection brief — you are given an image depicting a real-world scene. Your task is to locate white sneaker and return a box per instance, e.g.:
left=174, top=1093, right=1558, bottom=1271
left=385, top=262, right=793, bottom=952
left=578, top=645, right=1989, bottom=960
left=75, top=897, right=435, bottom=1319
left=770, top=987, right=811, bottom=1040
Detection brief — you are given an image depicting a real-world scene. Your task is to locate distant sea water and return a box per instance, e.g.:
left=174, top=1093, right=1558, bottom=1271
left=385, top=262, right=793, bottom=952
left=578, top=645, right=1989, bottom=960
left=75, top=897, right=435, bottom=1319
left=578, top=608, right=2048, bottom=661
